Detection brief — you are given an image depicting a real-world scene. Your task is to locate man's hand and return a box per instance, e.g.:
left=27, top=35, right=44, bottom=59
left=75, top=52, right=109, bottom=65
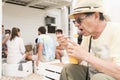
left=56, top=34, right=69, bottom=49
left=67, top=40, right=89, bottom=61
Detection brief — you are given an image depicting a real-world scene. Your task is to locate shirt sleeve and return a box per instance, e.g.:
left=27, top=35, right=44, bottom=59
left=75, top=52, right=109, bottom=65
left=19, top=38, right=25, bottom=54
left=37, top=36, right=44, bottom=44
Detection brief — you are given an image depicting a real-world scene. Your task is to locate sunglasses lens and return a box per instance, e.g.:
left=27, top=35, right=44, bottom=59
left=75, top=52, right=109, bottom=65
left=73, top=21, right=75, bottom=24
left=76, top=18, right=81, bottom=23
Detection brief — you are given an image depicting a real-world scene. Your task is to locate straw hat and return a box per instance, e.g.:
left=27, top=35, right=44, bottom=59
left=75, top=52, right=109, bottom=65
left=69, top=0, right=110, bottom=21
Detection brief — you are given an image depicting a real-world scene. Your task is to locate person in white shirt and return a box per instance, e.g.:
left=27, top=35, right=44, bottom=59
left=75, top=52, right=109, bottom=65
left=6, top=27, right=26, bottom=64
left=26, top=26, right=56, bottom=66
left=55, top=29, right=64, bottom=59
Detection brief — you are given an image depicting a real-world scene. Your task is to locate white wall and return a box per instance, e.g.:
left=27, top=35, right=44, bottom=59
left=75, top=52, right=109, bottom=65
left=3, top=3, right=45, bottom=45
left=61, top=6, right=69, bottom=35
left=0, top=0, right=2, bottom=78
left=2, top=3, right=62, bottom=45
left=103, top=0, right=120, bottom=22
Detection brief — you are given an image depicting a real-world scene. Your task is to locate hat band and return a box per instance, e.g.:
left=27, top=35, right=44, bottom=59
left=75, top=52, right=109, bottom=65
left=74, top=6, right=99, bottom=10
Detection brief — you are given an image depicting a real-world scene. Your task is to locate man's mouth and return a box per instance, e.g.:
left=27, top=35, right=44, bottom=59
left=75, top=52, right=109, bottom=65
left=78, top=29, right=84, bottom=34
left=79, top=29, right=83, bottom=32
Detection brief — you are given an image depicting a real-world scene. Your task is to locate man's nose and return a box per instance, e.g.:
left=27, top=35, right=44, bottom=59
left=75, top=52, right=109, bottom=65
left=75, top=23, right=81, bottom=27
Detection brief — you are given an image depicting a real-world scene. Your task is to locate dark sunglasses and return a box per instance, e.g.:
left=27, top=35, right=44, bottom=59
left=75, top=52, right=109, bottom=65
left=73, top=15, right=88, bottom=24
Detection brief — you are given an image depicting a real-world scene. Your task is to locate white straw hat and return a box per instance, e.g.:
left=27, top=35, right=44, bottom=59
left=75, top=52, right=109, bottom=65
left=69, top=0, right=110, bottom=21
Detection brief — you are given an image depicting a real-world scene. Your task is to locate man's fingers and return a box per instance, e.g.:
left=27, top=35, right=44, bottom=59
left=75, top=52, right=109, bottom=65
left=68, top=40, right=78, bottom=46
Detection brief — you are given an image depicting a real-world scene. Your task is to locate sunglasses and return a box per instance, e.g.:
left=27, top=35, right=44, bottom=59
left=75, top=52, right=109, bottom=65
left=73, top=15, right=88, bottom=24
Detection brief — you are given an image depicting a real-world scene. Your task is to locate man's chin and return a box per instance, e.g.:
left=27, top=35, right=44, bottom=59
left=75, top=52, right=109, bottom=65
left=82, top=34, right=90, bottom=36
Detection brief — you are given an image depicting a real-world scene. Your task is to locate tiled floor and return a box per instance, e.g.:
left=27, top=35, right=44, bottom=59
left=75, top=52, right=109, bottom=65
left=0, top=73, right=45, bottom=80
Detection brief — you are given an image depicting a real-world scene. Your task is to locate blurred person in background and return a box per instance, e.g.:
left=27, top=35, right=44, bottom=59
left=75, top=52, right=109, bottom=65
left=55, top=29, right=64, bottom=59
left=2, top=25, right=11, bottom=58
left=6, top=27, right=26, bottom=64
left=26, top=26, right=56, bottom=66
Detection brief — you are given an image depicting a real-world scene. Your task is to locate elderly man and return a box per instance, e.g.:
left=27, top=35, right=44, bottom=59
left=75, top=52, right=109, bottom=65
left=59, top=0, right=120, bottom=80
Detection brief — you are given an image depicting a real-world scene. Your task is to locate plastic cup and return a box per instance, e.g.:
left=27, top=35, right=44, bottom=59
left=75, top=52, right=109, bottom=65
left=69, top=56, right=79, bottom=64
left=61, top=50, right=78, bottom=64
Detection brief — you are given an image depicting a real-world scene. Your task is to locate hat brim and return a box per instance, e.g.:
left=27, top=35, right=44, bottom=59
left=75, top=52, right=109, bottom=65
left=69, top=10, right=110, bottom=21
left=69, top=10, right=98, bottom=19
left=69, top=8, right=104, bottom=19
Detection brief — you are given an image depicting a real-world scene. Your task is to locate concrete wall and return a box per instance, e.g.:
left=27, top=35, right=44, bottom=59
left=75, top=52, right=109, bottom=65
left=2, top=3, right=63, bottom=45
left=103, top=0, right=120, bottom=22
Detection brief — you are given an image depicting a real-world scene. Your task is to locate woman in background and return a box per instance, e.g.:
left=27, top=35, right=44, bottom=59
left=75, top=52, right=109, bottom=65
left=6, top=27, right=26, bottom=64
